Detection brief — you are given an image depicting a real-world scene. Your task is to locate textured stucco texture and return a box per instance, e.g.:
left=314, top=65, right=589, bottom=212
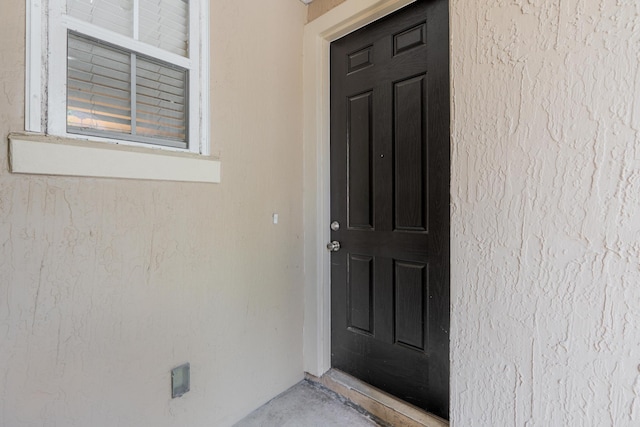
left=0, top=1, right=306, bottom=426
left=307, top=0, right=347, bottom=22
left=450, top=0, right=640, bottom=425
left=4, top=0, right=640, bottom=425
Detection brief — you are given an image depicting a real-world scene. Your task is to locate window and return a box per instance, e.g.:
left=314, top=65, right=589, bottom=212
left=27, top=0, right=209, bottom=155
left=14, top=0, right=218, bottom=183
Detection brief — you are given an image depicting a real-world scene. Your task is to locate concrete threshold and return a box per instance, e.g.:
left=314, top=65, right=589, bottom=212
left=305, top=369, right=449, bottom=427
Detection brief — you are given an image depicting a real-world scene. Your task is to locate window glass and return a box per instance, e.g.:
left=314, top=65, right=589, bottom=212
left=135, top=56, right=188, bottom=142
left=67, top=0, right=134, bottom=37
left=140, top=0, right=190, bottom=56
left=67, top=33, right=133, bottom=135
left=66, top=33, right=188, bottom=147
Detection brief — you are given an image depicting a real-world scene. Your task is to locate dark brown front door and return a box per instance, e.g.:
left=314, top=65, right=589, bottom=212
left=329, top=0, right=449, bottom=419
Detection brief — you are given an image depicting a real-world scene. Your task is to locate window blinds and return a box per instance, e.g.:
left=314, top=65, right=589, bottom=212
left=140, top=0, right=189, bottom=56
left=67, top=0, right=134, bottom=38
left=65, top=0, right=190, bottom=148
left=136, top=57, right=187, bottom=141
left=67, top=34, right=132, bottom=135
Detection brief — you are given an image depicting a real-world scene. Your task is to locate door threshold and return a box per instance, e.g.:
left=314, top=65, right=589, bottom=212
left=305, top=369, right=448, bottom=427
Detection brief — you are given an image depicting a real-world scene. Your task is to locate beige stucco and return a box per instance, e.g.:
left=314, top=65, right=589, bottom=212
left=0, top=1, right=306, bottom=426
left=450, top=1, right=640, bottom=425
left=3, top=0, right=640, bottom=425
left=307, top=0, right=347, bottom=22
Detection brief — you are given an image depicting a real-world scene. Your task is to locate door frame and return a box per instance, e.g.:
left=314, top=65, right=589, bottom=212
left=302, top=0, right=418, bottom=377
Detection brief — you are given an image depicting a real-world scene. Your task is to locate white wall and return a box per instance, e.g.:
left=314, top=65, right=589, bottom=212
left=450, top=0, right=640, bottom=425
left=0, top=1, right=307, bottom=426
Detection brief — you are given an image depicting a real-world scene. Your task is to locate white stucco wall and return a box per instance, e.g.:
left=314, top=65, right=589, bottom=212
left=0, top=1, right=306, bottom=426
left=450, top=0, right=640, bottom=425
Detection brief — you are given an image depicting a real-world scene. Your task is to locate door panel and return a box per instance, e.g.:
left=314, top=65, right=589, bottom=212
left=394, top=260, right=428, bottom=350
left=394, top=74, right=428, bottom=232
left=347, top=92, right=374, bottom=230
left=330, top=0, right=449, bottom=419
left=347, top=254, right=374, bottom=334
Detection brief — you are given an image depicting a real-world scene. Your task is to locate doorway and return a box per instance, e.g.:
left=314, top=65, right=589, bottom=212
left=328, top=0, right=449, bottom=419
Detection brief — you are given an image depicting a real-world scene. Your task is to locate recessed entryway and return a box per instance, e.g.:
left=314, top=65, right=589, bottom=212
left=303, top=0, right=450, bottom=421
left=328, top=0, right=449, bottom=418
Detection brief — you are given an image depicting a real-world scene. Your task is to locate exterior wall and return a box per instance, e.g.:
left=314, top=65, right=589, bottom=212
left=310, top=0, right=640, bottom=424
left=0, top=1, right=306, bottom=426
left=450, top=0, right=640, bottom=425
left=308, top=0, right=346, bottom=22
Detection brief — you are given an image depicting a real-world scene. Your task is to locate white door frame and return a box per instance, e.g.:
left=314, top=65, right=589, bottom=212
left=302, top=0, right=417, bottom=377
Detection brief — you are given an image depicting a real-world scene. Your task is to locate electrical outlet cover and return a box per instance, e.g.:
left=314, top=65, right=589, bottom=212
left=171, top=363, right=190, bottom=398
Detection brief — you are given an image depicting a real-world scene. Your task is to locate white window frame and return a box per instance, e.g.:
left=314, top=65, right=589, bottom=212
left=16, top=0, right=219, bottom=183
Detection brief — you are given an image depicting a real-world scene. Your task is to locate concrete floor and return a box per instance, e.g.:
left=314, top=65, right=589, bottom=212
left=234, top=380, right=382, bottom=427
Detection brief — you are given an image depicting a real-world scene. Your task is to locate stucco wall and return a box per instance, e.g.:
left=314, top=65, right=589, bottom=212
left=0, top=1, right=306, bottom=426
left=450, top=0, right=640, bottom=425
left=308, top=0, right=640, bottom=424
left=307, top=0, right=347, bottom=22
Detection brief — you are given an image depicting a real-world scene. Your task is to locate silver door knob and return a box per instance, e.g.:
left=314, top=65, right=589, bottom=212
left=326, top=241, right=341, bottom=252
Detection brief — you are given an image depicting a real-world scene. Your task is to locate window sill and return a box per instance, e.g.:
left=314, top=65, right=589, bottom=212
left=8, top=133, right=221, bottom=183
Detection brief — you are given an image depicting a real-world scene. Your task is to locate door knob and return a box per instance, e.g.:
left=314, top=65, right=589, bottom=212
left=326, top=241, right=341, bottom=252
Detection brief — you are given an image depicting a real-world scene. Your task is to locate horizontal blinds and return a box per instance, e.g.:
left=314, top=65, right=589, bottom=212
left=67, top=0, right=133, bottom=38
left=140, top=0, right=189, bottom=56
left=136, top=57, right=187, bottom=140
left=66, top=0, right=189, bottom=58
left=67, top=33, right=187, bottom=146
left=67, top=33, right=132, bottom=135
